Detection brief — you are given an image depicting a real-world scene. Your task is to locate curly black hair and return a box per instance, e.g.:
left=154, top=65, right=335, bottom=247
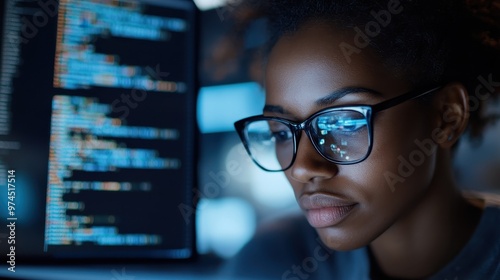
left=225, top=0, right=500, bottom=141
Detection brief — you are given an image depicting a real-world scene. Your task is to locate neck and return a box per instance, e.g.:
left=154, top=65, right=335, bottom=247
left=369, top=152, right=482, bottom=279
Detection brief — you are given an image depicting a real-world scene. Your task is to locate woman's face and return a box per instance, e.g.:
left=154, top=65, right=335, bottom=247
left=265, top=22, right=439, bottom=250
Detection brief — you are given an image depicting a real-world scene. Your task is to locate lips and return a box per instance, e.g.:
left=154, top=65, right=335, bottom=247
left=299, top=193, right=357, bottom=228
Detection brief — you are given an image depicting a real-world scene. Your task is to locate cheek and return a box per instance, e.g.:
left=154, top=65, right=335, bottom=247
left=329, top=108, right=437, bottom=249
left=370, top=107, right=436, bottom=190
left=354, top=106, right=437, bottom=218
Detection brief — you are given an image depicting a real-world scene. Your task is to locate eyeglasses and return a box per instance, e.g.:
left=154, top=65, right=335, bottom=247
left=234, top=86, right=442, bottom=172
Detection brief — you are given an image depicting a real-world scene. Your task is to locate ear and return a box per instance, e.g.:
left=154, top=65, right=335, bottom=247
left=431, top=82, right=469, bottom=149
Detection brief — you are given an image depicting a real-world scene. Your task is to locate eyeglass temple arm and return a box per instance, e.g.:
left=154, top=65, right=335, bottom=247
left=371, top=86, right=443, bottom=113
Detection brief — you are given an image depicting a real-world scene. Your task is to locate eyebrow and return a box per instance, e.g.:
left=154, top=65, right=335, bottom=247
left=315, top=86, right=381, bottom=107
left=263, top=86, right=382, bottom=114
left=263, top=105, right=286, bottom=114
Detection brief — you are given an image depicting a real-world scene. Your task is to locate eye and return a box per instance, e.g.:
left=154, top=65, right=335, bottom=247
left=271, top=129, right=293, bottom=143
left=269, top=121, right=293, bottom=143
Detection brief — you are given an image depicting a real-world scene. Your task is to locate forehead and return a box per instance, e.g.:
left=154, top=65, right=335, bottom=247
left=265, top=21, right=408, bottom=118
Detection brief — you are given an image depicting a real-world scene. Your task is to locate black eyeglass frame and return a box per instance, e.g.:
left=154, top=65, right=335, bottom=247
left=234, top=86, right=442, bottom=172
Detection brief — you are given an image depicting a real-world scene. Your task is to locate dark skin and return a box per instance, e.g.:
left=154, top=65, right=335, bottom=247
left=264, top=21, right=483, bottom=279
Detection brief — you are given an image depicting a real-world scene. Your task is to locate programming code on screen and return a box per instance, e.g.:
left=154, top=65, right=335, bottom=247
left=53, top=0, right=188, bottom=93
left=0, top=0, right=196, bottom=259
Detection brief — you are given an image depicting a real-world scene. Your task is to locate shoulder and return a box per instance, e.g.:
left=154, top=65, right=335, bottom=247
left=218, top=213, right=370, bottom=280
left=431, top=193, right=500, bottom=280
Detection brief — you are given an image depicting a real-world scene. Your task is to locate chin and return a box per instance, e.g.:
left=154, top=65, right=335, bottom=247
left=315, top=226, right=375, bottom=251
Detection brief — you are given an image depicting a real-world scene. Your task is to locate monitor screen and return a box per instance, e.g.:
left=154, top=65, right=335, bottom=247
left=0, top=0, right=197, bottom=261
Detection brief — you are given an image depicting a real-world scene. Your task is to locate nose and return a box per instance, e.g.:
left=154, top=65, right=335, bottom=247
left=289, top=131, right=339, bottom=183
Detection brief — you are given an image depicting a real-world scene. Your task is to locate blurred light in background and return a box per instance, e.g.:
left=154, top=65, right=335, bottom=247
left=249, top=168, right=296, bottom=209
left=454, top=116, right=500, bottom=193
left=196, top=81, right=299, bottom=258
left=225, top=143, right=296, bottom=209
left=197, top=82, right=265, bottom=133
left=193, top=0, right=225, bottom=11
left=196, top=198, right=256, bottom=258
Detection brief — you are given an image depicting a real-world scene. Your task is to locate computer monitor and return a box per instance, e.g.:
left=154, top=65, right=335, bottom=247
left=0, top=0, right=198, bottom=261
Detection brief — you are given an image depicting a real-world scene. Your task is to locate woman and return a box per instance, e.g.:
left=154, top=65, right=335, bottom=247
left=222, top=0, right=500, bottom=279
